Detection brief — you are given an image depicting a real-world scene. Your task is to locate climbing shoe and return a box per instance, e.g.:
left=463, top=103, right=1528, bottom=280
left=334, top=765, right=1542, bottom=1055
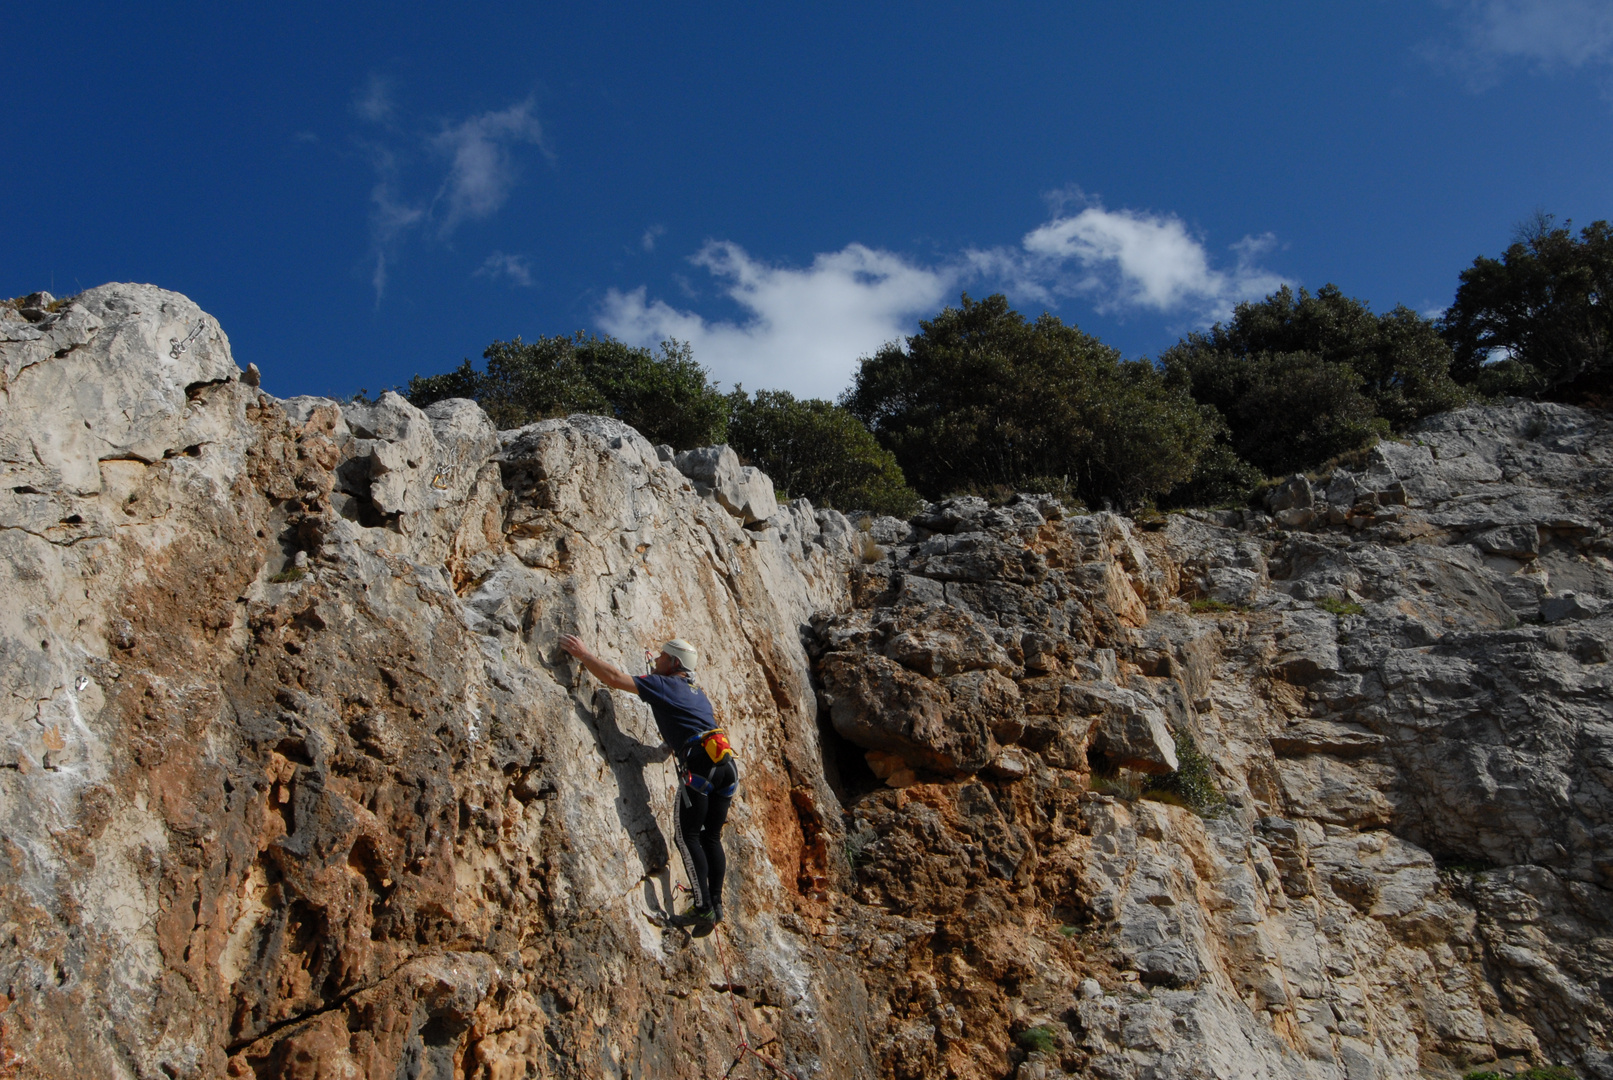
left=669, top=905, right=717, bottom=928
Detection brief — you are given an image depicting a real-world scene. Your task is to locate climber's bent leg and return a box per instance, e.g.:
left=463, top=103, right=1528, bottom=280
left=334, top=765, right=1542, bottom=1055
left=676, top=782, right=713, bottom=910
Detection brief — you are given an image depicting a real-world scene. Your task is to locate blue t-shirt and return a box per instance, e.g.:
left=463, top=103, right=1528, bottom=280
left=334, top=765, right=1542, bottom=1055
left=633, top=673, right=718, bottom=752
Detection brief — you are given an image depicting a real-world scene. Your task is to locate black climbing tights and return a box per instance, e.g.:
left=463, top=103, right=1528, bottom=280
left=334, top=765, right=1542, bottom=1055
left=675, top=758, right=736, bottom=911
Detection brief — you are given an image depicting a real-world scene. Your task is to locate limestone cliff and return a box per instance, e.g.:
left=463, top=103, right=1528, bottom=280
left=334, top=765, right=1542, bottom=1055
left=0, top=285, right=1606, bottom=1080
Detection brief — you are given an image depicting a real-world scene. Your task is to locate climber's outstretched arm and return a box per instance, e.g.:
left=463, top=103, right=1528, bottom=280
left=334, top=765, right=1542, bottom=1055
left=559, top=635, right=639, bottom=693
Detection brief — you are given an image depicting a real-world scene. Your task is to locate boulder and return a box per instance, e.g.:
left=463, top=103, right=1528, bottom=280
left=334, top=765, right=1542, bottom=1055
left=1469, top=523, right=1541, bottom=559
left=1077, top=684, right=1179, bottom=774
left=1540, top=590, right=1607, bottom=623
left=819, top=651, right=996, bottom=775
left=673, top=443, right=775, bottom=524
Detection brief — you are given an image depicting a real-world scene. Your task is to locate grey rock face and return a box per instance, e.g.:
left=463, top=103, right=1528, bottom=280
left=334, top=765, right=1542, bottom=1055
left=1, top=285, right=1608, bottom=1080
left=0, top=285, right=866, bottom=1079
left=673, top=442, right=776, bottom=524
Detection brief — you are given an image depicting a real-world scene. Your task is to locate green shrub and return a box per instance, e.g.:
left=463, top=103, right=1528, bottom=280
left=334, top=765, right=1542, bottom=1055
left=1145, top=732, right=1226, bottom=817
left=1190, top=598, right=1234, bottom=614
left=1163, top=440, right=1264, bottom=509
left=1016, top=1025, right=1057, bottom=1054
left=1162, top=284, right=1467, bottom=476
left=844, top=294, right=1217, bottom=509
left=269, top=567, right=306, bottom=584
left=726, top=389, right=920, bottom=516
left=1464, top=1069, right=1577, bottom=1080
left=408, top=333, right=728, bottom=449
left=1443, top=215, right=1613, bottom=402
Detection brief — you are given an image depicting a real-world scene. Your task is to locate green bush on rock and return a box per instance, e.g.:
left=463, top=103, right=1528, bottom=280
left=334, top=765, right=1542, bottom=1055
left=408, top=333, right=729, bottom=450
left=844, top=294, right=1216, bottom=509
left=725, top=389, right=920, bottom=517
left=1162, top=285, right=1466, bottom=477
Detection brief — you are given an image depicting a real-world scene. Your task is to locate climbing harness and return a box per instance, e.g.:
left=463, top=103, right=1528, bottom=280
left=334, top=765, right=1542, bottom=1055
left=678, top=728, right=738, bottom=806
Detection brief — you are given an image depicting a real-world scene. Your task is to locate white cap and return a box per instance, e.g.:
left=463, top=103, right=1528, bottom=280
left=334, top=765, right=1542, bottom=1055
left=661, top=638, right=698, bottom=671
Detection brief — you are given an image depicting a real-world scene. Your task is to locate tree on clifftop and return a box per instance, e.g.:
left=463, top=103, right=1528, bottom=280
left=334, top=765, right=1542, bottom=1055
left=1441, top=216, right=1613, bottom=401
left=1161, top=285, right=1467, bottom=476
left=407, top=333, right=729, bottom=449
left=843, top=294, right=1215, bottom=508
left=726, top=389, right=920, bottom=517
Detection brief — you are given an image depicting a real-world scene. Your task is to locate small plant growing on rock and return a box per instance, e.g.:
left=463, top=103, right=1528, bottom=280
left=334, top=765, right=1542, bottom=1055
left=1190, top=597, right=1245, bottom=614
left=1144, top=732, right=1227, bottom=817
left=1016, top=1025, right=1057, bottom=1054
left=269, top=567, right=306, bottom=584
left=842, top=826, right=876, bottom=868
left=856, top=533, right=886, bottom=564
left=1090, top=773, right=1146, bottom=800
left=1464, top=1068, right=1576, bottom=1080
left=1316, top=596, right=1365, bottom=617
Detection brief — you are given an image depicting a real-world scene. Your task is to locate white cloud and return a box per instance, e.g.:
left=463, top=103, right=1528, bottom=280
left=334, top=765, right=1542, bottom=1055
left=1456, top=0, right=1613, bottom=68
left=476, top=251, right=535, bottom=288
left=430, top=100, right=546, bottom=236
left=600, top=198, right=1286, bottom=398
left=600, top=242, right=953, bottom=399
left=366, top=149, right=426, bottom=304
left=989, top=201, right=1287, bottom=322
left=1430, top=0, right=1613, bottom=86
left=642, top=224, right=666, bottom=252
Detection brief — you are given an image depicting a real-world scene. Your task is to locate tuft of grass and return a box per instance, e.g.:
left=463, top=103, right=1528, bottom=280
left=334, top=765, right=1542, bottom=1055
left=1316, top=596, right=1365, bottom=617
left=1465, top=1069, right=1576, bottom=1080
left=842, top=828, right=876, bottom=868
left=269, top=566, right=306, bottom=584
left=1016, top=1025, right=1057, bottom=1055
left=1131, top=506, right=1168, bottom=530
left=1058, top=924, right=1080, bottom=938
left=1090, top=774, right=1146, bottom=801
left=1190, top=597, right=1234, bottom=614
left=1140, top=788, right=1193, bottom=809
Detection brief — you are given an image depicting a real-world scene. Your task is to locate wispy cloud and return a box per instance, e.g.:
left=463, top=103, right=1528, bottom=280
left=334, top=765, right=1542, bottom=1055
left=354, top=86, right=547, bottom=303
left=600, top=197, right=1285, bottom=398
left=354, top=74, right=395, bottom=124
left=476, top=251, right=536, bottom=288
left=367, top=147, right=426, bottom=301
left=430, top=100, right=546, bottom=237
left=641, top=224, right=666, bottom=252
left=1432, top=1, right=1613, bottom=85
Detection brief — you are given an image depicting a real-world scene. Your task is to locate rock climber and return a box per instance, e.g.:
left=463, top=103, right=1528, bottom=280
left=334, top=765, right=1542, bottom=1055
left=558, top=633, right=737, bottom=930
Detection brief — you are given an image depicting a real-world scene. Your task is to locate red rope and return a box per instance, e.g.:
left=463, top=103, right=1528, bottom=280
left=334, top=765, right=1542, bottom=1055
left=710, top=921, right=804, bottom=1080
left=668, top=762, right=804, bottom=1079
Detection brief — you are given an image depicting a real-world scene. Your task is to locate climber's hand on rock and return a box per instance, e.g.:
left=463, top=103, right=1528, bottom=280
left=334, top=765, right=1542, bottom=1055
left=558, top=636, right=638, bottom=692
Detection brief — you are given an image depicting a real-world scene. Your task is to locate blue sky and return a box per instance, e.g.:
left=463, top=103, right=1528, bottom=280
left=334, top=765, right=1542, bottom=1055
left=5, top=2, right=1612, bottom=401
